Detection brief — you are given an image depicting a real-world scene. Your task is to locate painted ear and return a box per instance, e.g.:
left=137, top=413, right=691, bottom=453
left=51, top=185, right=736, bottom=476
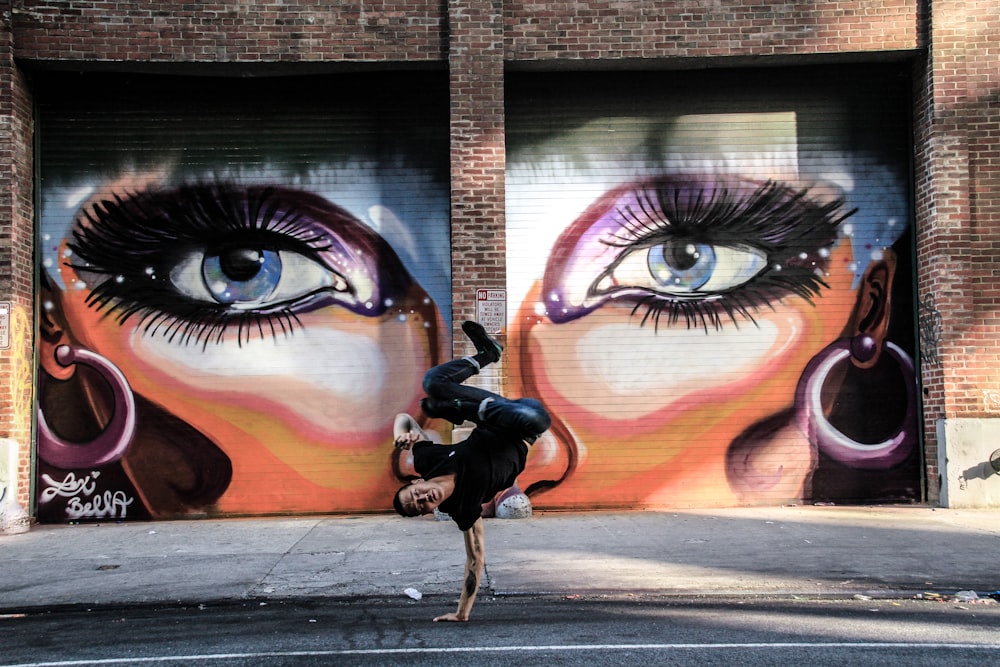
left=849, top=249, right=897, bottom=369
left=38, top=277, right=75, bottom=381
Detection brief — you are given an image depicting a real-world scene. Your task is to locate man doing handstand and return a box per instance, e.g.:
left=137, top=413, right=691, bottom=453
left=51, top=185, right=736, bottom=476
left=392, top=321, right=550, bottom=622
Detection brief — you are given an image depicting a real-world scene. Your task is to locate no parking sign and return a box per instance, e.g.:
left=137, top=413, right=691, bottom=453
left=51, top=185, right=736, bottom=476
left=475, top=289, right=506, bottom=334
left=0, top=302, right=9, bottom=350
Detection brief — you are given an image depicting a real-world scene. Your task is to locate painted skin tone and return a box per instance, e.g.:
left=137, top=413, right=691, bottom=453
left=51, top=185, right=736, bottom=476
left=40, top=170, right=447, bottom=515
left=508, top=176, right=892, bottom=508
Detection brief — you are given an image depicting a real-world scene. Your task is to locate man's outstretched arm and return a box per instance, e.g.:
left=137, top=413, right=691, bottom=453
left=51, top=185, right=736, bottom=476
left=434, top=517, right=485, bottom=622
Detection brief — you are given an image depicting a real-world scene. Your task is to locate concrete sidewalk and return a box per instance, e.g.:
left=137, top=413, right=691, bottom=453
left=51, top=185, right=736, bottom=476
left=1, top=505, right=999, bottom=612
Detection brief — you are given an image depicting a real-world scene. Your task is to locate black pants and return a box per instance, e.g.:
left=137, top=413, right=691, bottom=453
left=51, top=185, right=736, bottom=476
left=422, top=357, right=551, bottom=442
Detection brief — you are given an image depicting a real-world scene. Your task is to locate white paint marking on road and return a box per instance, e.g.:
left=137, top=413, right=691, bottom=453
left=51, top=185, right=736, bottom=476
left=3, top=642, right=1000, bottom=666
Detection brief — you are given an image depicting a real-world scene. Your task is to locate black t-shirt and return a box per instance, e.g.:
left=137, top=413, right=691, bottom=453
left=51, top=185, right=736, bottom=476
left=411, top=425, right=528, bottom=531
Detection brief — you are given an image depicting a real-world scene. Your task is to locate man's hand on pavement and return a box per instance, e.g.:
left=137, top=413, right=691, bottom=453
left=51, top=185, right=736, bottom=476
left=433, top=612, right=469, bottom=622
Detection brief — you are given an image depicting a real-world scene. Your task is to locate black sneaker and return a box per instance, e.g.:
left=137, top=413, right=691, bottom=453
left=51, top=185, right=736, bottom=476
left=462, top=320, right=503, bottom=364
left=421, top=397, right=466, bottom=425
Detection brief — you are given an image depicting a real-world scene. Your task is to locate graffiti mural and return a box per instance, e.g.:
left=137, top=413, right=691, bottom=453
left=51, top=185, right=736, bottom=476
left=35, top=73, right=452, bottom=521
left=507, top=67, right=921, bottom=509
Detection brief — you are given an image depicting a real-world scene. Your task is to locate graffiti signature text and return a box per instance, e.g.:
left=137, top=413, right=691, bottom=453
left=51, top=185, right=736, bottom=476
left=39, top=471, right=134, bottom=520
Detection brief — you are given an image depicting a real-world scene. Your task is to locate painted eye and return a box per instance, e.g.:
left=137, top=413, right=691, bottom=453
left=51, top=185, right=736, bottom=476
left=66, top=183, right=420, bottom=346
left=599, top=239, right=768, bottom=296
left=541, top=176, right=848, bottom=327
left=170, top=244, right=347, bottom=310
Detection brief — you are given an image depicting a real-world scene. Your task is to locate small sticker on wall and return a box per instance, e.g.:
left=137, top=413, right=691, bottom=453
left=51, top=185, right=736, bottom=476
left=476, top=289, right=506, bottom=334
left=984, top=390, right=1000, bottom=414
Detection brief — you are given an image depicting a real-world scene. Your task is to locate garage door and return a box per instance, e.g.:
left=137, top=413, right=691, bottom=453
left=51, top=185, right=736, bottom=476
left=506, top=64, right=920, bottom=509
left=35, top=71, right=451, bottom=521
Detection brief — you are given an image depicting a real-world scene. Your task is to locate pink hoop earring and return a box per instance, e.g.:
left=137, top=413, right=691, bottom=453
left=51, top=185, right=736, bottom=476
left=795, top=336, right=916, bottom=470
left=37, top=345, right=137, bottom=469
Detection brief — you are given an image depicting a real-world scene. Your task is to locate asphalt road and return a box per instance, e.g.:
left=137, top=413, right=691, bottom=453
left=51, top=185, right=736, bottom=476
left=2, top=595, right=999, bottom=666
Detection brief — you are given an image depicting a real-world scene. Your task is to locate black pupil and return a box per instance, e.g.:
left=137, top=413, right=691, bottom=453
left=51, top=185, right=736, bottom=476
left=218, top=248, right=263, bottom=281
left=663, top=239, right=699, bottom=271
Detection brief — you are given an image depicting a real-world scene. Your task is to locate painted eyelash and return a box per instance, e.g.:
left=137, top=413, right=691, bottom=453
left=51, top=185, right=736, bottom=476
left=71, top=183, right=333, bottom=269
left=602, top=180, right=853, bottom=332
left=605, top=180, right=850, bottom=251
left=122, top=296, right=303, bottom=349
left=68, top=183, right=334, bottom=348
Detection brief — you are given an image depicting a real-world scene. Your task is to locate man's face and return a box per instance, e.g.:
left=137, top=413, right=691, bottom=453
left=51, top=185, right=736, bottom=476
left=397, top=479, right=447, bottom=516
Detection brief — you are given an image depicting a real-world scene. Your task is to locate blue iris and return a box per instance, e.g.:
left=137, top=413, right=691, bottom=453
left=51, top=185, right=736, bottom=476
left=647, top=240, right=716, bottom=292
left=202, top=247, right=283, bottom=305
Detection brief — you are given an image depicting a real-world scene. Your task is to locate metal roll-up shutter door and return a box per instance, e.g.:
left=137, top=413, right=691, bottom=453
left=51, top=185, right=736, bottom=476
left=506, top=65, right=919, bottom=510
left=35, top=72, right=451, bottom=521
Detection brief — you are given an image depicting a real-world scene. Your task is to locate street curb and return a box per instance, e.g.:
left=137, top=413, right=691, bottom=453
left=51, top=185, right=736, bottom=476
left=5, top=587, right=995, bottom=617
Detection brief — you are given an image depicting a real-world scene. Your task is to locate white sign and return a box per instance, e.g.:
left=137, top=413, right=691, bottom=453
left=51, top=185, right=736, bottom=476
left=475, top=289, right=506, bottom=334
left=0, top=302, right=9, bottom=350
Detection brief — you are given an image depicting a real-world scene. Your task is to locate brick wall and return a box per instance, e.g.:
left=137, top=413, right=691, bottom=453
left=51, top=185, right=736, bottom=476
left=0, top=7, right=35, bottom=508
left=913, top=0, right=1000, bottom=502
left=10, top=1, right=920, bottom=65
left=448, top=0, right=506, bottom=357
left=504, top=0, right=920, bottom=62
left=10, top=1, right=446, bottom=62
left=3, top=0, right=999, bottom=509
left=962, top=0, right=1000, bottom=422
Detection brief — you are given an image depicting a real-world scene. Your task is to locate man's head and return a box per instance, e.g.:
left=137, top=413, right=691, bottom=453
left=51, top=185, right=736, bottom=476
left=393, top=478, right=449, bottom=517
